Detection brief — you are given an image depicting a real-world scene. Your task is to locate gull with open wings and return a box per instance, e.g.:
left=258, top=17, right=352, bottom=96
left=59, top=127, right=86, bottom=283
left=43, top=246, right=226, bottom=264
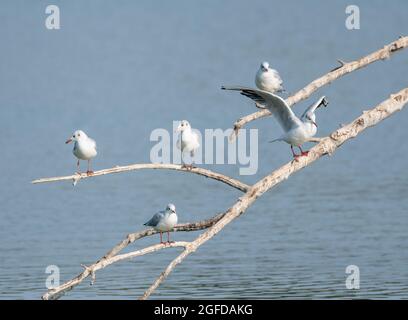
left=222, top=86, right=328, bottom=159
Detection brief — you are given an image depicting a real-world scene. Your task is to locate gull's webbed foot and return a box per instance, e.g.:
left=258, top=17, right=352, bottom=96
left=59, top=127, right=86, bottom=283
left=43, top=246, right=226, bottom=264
left=292, top=155, right=301, bottom=162
left=182, top=164, right=194, bottom=170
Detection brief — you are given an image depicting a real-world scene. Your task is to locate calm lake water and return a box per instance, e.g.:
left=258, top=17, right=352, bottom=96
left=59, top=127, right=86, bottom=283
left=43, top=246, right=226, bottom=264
left=1, top=0, right=407, bottom=299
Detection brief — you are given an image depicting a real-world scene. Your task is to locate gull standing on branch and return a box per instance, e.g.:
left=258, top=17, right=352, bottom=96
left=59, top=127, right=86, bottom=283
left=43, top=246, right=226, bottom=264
left=176, top=120, right=200, bottom=169
left=222, top=86, right=328, bottom=159
left=255, top=62, right=284, bottom=93
left=254, top=62, right=285, bottom=108
left=144, top=203, right=178, bottom=244
left=65, top=130, right=97, bottom=175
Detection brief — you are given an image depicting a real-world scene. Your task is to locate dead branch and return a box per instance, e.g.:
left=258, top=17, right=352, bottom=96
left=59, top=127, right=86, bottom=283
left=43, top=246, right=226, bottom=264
left=38, top=34, right=408, bottom=302
left=42, top=87, right=408, bottom=300
left=41, top=212, right=226, bottom=300
left=42, top=241, right=190, bottom=300
left=140, top=87, right=408, bottom=299
left=32, top=163, right=250, bottom=192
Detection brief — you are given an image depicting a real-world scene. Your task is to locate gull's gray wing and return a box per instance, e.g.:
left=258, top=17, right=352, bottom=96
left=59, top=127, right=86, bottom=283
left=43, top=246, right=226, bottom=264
left=88, top=137, right=97, bottom=150
left=144, top=211, right=165, bottom=227
left=221, top=86, right=301, bottom=132
left=271, top=69, right=283, bottom=84
left=301, top=96, right=328, bottom=120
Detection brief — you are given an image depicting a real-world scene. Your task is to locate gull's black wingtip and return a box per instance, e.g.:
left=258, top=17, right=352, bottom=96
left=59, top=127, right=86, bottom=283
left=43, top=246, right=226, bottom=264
left=221, top=86, right=226, bottom=90
left=322, top=96, right=329, bottom=107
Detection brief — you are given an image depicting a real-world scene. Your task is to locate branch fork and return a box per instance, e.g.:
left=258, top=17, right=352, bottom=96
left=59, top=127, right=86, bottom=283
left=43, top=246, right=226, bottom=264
left=38, top=37, right=408, bottom=300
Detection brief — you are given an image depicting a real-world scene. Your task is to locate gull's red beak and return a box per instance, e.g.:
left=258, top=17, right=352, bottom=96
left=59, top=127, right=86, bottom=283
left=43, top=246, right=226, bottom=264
left=65, top=138, right=72, bottom=144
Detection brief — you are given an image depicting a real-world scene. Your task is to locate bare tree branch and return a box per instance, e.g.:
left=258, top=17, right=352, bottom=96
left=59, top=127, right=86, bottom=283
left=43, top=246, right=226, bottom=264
left=38, top=37, right=408, bottom=301
left=32, top=163, right=250, bottom=192
left=41, top=212, right=226, bottom=300
left=42, top=241, right=191, bottom=300
left=140, top=87, right=408, bottom=299
left=43, top=87, right=408, bottom=300
left=140, top=248, right=191, bottom=300
left=229, top=36, right=408, bottom=140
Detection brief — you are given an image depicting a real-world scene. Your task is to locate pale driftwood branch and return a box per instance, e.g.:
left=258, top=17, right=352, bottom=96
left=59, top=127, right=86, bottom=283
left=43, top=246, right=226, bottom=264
left=230, top=36, right=408, bottom=140
left=32, top=163, right=250, bottom=192
left=140, top=87, right=408, bottom=299
left=42, top=212, right=226, bottom=300
left=42, top=87, right=408, bottom=300
left=141, top=249, right=191, bottom=300
left=42, top=241, right=190, bottom=300
left=39, top=36, right=408, bottom=300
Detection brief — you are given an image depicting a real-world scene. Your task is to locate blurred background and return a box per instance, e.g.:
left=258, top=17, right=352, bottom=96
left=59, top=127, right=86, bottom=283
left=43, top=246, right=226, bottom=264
left=0, top=0, right=407, bottom=299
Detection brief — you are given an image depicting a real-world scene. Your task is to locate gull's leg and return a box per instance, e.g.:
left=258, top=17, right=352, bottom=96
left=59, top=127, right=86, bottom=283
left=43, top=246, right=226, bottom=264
left=160, top=232, right=163, bottom=244
left=181, top=148, right=188, bottom=170
left=167, top=231, right=174, bottom=244
left=298, top=145, right=309, bottom=157
left=86, top=159, right=94, bottom=176
left=188, top=150, right=196, bottom=170
left=181, top=153, right=188, bottom=169
left=181, top=150, right=193, bottom=170
left=291, top=145, right=300, bottom=159
left=76, top=160, right=81, bottom=174
left=180, top=134, right=188, bottom=169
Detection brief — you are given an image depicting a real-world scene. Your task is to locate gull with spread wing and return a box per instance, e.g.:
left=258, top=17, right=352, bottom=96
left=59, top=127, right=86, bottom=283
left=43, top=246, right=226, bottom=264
left=222, top=86, right=328, bottom=159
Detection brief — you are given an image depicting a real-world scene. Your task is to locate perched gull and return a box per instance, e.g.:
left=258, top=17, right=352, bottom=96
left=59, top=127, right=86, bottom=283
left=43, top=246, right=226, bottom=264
left=144, top=203, right=178, bottom=244
left=255, top=61, right=284, bottom=94
left=222, top=86, right=328, bottom=159
left=176, top=120, right=200, bottom=169
left=65, top=130, right=97, bottom=175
